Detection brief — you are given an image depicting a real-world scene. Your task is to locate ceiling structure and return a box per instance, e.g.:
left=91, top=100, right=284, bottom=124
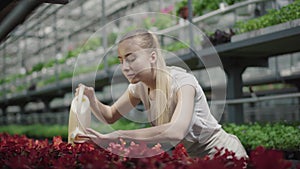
left=0, top=0, right=69, bottom=43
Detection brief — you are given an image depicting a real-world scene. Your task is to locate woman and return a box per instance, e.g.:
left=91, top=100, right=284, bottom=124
left=75, top=29, right=248, bottom=159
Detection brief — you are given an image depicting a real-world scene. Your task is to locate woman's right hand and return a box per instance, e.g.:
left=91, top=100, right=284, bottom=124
left=75, top=84, right=97, bottom=107
left=75, top=83, right=114, bottom=124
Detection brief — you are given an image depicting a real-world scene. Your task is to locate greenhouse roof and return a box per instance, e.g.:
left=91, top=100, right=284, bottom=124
left=0, top=0, right=68, bottom=43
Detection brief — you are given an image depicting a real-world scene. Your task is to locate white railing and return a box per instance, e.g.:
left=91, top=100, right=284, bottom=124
left=212, top=92, right=300, bottom=105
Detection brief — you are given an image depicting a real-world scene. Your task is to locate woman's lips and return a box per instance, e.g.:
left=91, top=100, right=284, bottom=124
left=126, top=74, right=135, bottom=78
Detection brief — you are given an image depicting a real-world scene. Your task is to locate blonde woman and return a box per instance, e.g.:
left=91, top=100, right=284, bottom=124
left=75, top=29, right=248, bottom=159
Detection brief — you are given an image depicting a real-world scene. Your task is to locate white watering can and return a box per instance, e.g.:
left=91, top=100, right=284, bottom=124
left=68, top=85, right=91, bottom=144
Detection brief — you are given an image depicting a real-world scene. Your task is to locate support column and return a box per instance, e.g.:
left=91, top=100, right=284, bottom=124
left=294, top=83, right=300, bottom=121
left=19, top=104, right=26, bottom=124
left=222, top=57, right=268, bottom=124
left=249, top=86, right=257, bottom=123
left=42, top=99, right=52, bottom=113
left=101, top=0, right=108, bottom=75
left=224, top=66, right=246, bottom=124
left=1, top=106, right=7, bottom=125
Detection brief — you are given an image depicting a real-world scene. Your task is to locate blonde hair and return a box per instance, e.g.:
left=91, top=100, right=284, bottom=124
left=119, top=29, right=171, bottom=125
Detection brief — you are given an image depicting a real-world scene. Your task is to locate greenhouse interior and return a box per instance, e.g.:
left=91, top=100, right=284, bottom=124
left=0, top=0, right=300, bottom=168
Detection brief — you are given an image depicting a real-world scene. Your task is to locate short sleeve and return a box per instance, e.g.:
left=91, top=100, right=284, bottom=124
left=128, top=83, right=140, bottom=99
left=171, top=67, right=199, bottom=90
left=128, top=82, right=150, bottom=109
left=176, top=73, right=198, bottom=89
left=128, top=82, right=148, bottom=99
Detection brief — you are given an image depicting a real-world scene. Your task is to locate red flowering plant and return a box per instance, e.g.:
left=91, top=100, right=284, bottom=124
left=248, top=146, right=293, bottom=169
left=0, top=133, right=297, bottom=169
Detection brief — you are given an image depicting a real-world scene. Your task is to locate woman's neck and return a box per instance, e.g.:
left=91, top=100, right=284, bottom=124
left=143, top=69, right=156, bottom=90
left=143, top=79, right=156, bottom=91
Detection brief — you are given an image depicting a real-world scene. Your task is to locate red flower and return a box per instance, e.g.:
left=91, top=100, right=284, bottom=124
left=0, top=133, right=295, bottom=169
left=250, top=146, right=292, bottom=169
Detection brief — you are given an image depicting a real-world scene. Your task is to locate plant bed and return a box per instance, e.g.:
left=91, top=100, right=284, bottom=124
left=232, top=0, right=300, bottom=42
left=247, top=148, right=300, bottom=161
left=231, top=18, right=300, bottom=42
left=1, top=122, right=300, bottom=153
left=283, top=150, right=300, bottom=161
left=223, top=123, right=300, bottom=154
left=0, top=133, right=299, bottom=169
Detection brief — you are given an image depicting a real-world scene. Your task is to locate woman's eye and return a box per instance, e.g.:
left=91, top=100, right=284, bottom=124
left=126, top=56, right=136, bottom=63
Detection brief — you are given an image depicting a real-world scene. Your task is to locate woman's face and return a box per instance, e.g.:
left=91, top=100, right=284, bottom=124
left=118, top=39, right=155, bottom=84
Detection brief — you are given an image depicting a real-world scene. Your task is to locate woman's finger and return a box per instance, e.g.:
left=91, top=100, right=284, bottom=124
left=78, top=83, right=86, bottom=89
left=86, top=128, right=97, bottom=134
left=73, top=140, right=86, bottom=144
left=86, top=128, right=103, bottom=137
left=75, top=88, right=78, bottom=96
left=77, top=133, right=97, bottom=139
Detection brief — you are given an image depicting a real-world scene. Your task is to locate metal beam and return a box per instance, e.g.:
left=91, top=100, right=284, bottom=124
left=0, top=0, right=42, bottom=43
left=37, top=0, right=69, bottom=4
left=213, top=92, right=300, bottom=105
left=0, top=3, right=64, bottom=48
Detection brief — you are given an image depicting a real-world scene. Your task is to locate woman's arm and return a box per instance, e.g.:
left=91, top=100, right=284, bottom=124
left=85, top=85, right=196, bottom=143
left=77, top=84, right=140, bottom=124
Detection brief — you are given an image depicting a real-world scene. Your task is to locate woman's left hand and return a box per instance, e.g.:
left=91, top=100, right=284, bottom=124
left=75, top=128, right=120, bottom=145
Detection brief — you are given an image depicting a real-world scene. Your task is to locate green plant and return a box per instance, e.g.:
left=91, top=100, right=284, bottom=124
left=175, top=0, right=188, bottom=16
left=162, top=41, right=189, bottom=52
left=176, top=0, right=245, bottom=17
left=143, top=14, right=174, bottom=30
left=107, top=56, right=119, bottom=66
left=108, top=32, right=118, bottom=46
left=223, top=122, right=300, bottom=150
left=30, top=62, right=44, bottom=73
left=0, top=118, right=148, bottom=140
left=1, top=122, right=299, bottom=151
left=234, top=0, right=300, bottom=34
left=0, top=79, right=4, bottom=85
left=81, top=37, right=102, bottom=52
left=66, top=49, right=80, bottom=59
left=0, top=124, right=68, bottom=140
left=59, top=71, right=73, bottom=80
left=44, top=59, right=55, bottom=68
left=0, top=36, right=104, bottom=94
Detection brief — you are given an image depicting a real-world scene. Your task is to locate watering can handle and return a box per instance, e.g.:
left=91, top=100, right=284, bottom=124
left=75, top=85, right=89, bottom=133
left=77, top=85, right=85, bottom=114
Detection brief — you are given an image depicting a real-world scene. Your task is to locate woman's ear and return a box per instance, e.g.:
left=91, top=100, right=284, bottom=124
left=149, top=51, right=157, bottom=63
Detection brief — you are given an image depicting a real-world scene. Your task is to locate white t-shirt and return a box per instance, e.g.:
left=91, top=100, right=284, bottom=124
left=128, top=66, right=221, bottom=143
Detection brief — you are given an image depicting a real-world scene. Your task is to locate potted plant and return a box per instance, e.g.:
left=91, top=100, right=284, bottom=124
left=176, top=0, right=190, bottom=19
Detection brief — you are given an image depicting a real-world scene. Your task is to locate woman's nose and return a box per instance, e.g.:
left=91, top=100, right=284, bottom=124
left=122, top=60, right=130, bottom=71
